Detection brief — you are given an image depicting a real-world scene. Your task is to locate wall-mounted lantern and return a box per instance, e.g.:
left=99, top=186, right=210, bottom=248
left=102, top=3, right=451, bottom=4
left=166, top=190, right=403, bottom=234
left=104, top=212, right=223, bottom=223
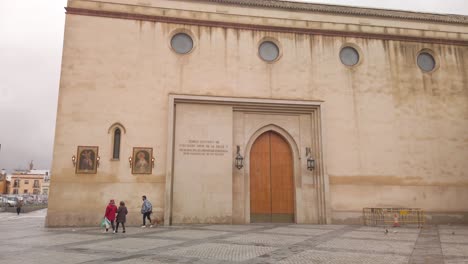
left=235, top=145, right=244, bottom=170
left=72, top=155, right=76, bottom=167
left=96, top=156, right=101, bottom=168
left=128, top=157, right=132, bottom=168
left=306, top=147, right=315, bottom=171
left=151, top=157, right=155, bottom=168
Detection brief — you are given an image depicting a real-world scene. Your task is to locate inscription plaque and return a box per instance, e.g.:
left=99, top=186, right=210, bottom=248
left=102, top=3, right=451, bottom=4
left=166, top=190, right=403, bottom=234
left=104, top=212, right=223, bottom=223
left=178, top=140, right=229, bottom=156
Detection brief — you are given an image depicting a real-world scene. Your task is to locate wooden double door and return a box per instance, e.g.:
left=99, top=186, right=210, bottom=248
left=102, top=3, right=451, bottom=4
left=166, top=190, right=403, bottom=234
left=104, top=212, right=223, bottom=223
left=250, top=131, right=295, bottom=223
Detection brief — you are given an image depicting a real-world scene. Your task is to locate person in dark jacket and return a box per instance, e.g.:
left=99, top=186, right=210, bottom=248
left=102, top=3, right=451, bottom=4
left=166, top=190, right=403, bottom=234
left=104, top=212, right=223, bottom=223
left=104, top=199, right=117, bottom=233
left=16, top=199, right=23, bottom=215
left=115, top=201, right=128, bottom=233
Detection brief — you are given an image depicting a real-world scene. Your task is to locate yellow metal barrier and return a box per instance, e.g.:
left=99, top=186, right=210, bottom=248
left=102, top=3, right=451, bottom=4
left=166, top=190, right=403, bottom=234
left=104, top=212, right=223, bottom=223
left=362, top=208, right=425, bottom=227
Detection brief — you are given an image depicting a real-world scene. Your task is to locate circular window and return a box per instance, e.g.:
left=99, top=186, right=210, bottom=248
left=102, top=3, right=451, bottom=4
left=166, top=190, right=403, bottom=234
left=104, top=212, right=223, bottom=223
left=171, top=33, right=193, bottom=54
left=259, top=41, right=280, bottom=62
left=340, top=46, right=360, bottom=66
left=417, top=52, right=436, bottom=72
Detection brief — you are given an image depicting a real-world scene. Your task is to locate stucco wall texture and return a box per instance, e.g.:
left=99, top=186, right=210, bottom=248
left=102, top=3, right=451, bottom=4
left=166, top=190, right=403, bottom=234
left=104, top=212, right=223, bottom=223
left=47, top=0, right=468, bottom=226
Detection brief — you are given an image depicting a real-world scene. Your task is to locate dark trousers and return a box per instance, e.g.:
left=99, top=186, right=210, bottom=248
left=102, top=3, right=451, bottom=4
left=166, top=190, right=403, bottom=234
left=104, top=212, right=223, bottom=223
left=116, top=222, right=125, bottom=232
left=143, top=212, right=152, bottom=225
left=106, top=220, right=115, bottom=231
left=16, top=208, right=21, bottom=215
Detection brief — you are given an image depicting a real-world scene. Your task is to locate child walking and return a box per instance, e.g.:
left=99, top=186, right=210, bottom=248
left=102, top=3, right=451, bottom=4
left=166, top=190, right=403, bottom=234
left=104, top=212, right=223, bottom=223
left=115, top=201, right=128, bottom=233
left=104, top=199, right=117, bottom=233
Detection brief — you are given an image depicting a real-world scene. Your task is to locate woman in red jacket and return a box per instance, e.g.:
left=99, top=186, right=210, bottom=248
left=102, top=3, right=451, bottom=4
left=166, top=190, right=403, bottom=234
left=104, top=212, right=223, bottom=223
left=104, top=199, right=118, bottom=233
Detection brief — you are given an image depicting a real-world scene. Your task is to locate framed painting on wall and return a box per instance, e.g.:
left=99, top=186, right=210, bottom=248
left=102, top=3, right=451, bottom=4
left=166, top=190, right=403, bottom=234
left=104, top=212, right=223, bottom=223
left=76, top=146, right=99, bottom=174
left=132, top=147, right=153, bottom=174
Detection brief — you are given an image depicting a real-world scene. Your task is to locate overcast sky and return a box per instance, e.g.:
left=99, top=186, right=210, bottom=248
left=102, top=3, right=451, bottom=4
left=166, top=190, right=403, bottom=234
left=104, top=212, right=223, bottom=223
left=0, top=1, right=467, bottom=173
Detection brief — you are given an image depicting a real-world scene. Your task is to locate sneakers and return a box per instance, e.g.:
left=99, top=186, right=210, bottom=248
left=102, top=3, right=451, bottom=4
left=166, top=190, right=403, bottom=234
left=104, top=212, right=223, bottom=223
left=113, top=230, right=116, bottom=234
left=141, top=225, right=146, bottom=228
left=150, top=225, right=153, bottom=228
left=123, top=230, right=126, bottom=233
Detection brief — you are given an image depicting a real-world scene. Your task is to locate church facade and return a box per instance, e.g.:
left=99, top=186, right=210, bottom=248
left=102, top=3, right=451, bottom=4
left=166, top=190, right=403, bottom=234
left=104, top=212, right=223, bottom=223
left=47, top=0, right=468, bottom=226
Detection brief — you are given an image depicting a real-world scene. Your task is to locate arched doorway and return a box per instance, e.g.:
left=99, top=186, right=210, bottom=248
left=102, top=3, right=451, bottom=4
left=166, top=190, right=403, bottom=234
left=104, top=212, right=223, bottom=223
left=250, top=131, right=295, bottom=223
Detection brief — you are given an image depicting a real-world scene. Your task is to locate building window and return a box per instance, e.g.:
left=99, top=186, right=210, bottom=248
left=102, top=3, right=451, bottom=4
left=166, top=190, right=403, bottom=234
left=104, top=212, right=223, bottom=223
left=43, top=189, right=48, bottom=195
left=23, top=189, right=28, bottom=194
left=25, top=180, right=29, bottom=184
left=33, top=180, right=40, bottom=188
left=340, top=46, right=360, bottom=66
left=171, top=33, right=193, bottom=54
left=33, top=189, right=40, bottom=195
left=417, top=52, right=436, bottom=72
left=259, top=41, right=280, bottom=62
left=13, top=179, right=20, bottom=188
left=13, top=189, right=18, bottom=194
left=113, top=128, right=121, bottom=160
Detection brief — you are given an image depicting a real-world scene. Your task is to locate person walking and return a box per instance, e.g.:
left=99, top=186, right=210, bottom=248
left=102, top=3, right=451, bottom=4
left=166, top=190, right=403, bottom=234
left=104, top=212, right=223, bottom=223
left=141, top=195, right=153, bottom=228
left=104, top=199, right=117, bottom=233
left=115, top=201, right=128, bottom=233
left=15, top=199, right=23, bottom=215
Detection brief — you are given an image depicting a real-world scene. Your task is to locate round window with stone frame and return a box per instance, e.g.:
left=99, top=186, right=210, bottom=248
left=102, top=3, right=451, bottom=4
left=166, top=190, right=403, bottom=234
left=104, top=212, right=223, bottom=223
left=339, top=46, right=360, bottom=67
left=259, top=41, right=280, bottom=62
left=417, top=52, right=436, bottom=73
left=171, top=33, right=194, bottom=54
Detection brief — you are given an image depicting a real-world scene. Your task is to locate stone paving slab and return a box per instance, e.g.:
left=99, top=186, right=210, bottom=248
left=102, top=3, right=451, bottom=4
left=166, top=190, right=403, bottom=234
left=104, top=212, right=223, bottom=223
left=439, top=229, right=468, bottom=235
left=7, top=233, right=105, bottom=247
left=343, top=230, right=419, bottom=241
left=149, top=229, right=229, bottom=240
left=68, top=237, right=184, bottom=253
left=317, top=238, right=415, bottom=255
left=440, top=234, right=468, bottom=244
left=357, top=226, right=422, bottom=233
left=441, top=243, right=468, bottom=257
left=277, top=249, right=409, bottom=264
left=223, top=233, right=310, bottom=246
left=445, top=259, right=468, bottom=264
left=114, top=259, right=168, bottom=264
left=288, top=224, right=347, bottom=230
left=161, top=242, right=277, bottom=262
left=438, top=225, right=468, bottom=229
left=199, top=225, right=265, bottom=232
left=263, top=227, right=333, bottom=236
left=0, top=250, right=102, bottom=264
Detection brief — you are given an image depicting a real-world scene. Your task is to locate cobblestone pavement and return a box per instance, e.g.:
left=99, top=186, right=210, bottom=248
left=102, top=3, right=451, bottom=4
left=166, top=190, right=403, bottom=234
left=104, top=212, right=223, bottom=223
left=0, top=210, right=467, bottom=264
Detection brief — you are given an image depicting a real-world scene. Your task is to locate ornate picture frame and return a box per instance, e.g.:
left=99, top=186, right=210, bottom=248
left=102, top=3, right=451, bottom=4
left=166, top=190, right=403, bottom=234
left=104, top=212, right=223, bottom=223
left=76, top=146, right=99, bottom=174
left=132, top=147, right=153, bottom=174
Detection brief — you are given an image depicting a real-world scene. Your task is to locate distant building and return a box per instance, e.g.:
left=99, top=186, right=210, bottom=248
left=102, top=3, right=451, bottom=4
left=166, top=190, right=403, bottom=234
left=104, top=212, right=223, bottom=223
left=42, top=174, right=51, bottom=195
left=7, top=169, right=50, bottom=195
left=0, top=169, right=7, bottom=194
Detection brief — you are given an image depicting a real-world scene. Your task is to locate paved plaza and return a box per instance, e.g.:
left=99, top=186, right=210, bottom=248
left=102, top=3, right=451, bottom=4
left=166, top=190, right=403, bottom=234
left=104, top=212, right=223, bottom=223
left=0, top=210, right=467, bottom=264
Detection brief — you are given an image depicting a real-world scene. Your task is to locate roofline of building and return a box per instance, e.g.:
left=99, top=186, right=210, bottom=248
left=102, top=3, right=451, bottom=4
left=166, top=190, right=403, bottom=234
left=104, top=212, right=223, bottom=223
left=10, top=174, right=46, bottom=178
left=189, top=0, right=468, bottom=25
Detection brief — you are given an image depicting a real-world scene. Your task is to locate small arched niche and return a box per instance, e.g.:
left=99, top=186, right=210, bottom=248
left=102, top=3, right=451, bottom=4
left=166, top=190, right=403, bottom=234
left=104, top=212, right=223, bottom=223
left=108, top=122, right=127, bottom=160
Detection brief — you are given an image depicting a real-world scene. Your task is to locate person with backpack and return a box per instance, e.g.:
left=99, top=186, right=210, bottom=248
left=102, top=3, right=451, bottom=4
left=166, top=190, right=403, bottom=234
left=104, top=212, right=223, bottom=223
left=141, top=195, right=153, bottom=228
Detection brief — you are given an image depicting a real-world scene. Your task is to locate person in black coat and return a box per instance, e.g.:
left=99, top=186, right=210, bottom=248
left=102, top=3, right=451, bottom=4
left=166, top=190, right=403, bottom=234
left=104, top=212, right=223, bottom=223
left=115, top=201, right=128, bottom=233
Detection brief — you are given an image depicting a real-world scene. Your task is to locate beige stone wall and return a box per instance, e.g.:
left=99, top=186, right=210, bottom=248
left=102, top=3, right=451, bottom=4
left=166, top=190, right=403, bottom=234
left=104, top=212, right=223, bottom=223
left=172, top=104, right=233, bottom=224
left=48, top=0, right=468, bottom=226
